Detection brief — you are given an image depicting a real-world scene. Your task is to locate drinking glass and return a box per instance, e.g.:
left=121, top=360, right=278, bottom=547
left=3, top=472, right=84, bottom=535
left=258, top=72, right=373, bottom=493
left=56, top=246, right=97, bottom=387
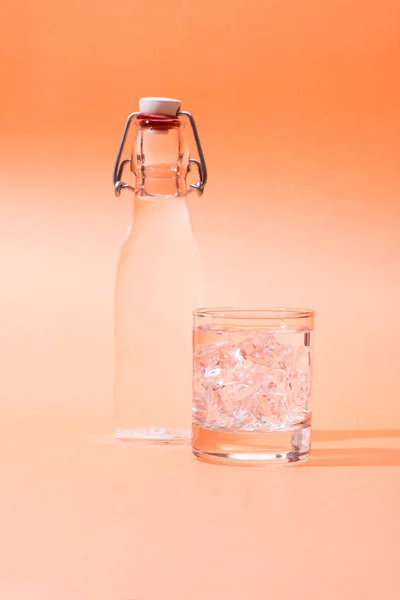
left=192, top=308, right=315, bottom=465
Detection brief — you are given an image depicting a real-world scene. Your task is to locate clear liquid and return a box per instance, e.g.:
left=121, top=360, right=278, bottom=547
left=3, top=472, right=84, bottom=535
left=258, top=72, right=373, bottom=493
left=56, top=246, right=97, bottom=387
left=192, top=326, right=313, bottom=464
left=114, top=196, right=204, bottom=443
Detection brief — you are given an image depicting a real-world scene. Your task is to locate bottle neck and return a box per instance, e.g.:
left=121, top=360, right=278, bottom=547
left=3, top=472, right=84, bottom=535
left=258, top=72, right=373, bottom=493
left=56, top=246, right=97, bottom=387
left=132, top=118, right=189, bottom=198
left=136, top=173, right=187, bottom=197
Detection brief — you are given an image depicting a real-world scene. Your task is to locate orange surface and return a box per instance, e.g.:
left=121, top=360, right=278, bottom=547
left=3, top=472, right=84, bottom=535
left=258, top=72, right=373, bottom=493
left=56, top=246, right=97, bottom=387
left=1, top=0, right=400, bottom=597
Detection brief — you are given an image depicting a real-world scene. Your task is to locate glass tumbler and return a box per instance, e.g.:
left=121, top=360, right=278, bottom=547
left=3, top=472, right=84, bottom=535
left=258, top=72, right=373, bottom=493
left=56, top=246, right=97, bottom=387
left=192, top=308, right=315, bottom=465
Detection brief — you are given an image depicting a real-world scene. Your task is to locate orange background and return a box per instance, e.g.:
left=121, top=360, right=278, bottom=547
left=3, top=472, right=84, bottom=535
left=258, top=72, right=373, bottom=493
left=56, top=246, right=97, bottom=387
left=1, top=1, right=400, bottom=598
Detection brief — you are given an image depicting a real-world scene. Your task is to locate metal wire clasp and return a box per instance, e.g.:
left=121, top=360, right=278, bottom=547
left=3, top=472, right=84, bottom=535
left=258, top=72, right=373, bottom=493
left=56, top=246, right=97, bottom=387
left=112, top=112, right=138, bottom=197
left=112, top=110, right=207, bottom=197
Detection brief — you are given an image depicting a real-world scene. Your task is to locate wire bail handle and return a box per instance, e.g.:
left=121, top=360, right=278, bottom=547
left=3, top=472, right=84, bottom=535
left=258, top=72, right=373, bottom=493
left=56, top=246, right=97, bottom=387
left=113, top=110, right=207, bottom=197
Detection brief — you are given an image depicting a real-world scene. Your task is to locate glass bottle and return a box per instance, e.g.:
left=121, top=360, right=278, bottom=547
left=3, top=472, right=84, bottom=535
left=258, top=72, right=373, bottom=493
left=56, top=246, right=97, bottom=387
left=113, top=97, right=207, bottom=443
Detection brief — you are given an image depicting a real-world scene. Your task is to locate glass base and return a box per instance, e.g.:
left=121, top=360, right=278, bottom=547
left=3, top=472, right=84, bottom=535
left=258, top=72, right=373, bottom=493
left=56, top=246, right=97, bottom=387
left=192, top=424, right=311, bottom=466
left=115, top=427, right=191, bottom=444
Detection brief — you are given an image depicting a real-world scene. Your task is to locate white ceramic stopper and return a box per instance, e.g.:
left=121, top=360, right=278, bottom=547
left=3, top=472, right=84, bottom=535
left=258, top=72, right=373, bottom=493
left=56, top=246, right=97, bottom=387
left=139, top=97, right=181, bottom=116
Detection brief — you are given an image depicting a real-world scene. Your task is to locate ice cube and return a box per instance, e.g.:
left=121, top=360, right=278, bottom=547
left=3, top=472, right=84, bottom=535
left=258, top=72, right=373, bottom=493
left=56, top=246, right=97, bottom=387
left=192, top=395, right=208, bottom=421
left=257, top=368, right=288, bottom=394
left=288, top=372, right=312, bottom=411
left=202, top=366, right=222, bottom=378
left=195, top=342, right=226, bottom=368
left=256, top=392, right=291, bottom=429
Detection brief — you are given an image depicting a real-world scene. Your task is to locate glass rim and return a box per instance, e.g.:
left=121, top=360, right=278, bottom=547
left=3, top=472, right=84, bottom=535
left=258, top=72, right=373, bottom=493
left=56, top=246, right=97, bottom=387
left=193, top=307, right=315, bottom=319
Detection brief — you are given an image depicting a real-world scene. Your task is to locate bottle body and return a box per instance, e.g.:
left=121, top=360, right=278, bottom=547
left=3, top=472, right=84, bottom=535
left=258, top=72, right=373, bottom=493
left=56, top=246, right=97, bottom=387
left=114, top=192, right=204, bottom=442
